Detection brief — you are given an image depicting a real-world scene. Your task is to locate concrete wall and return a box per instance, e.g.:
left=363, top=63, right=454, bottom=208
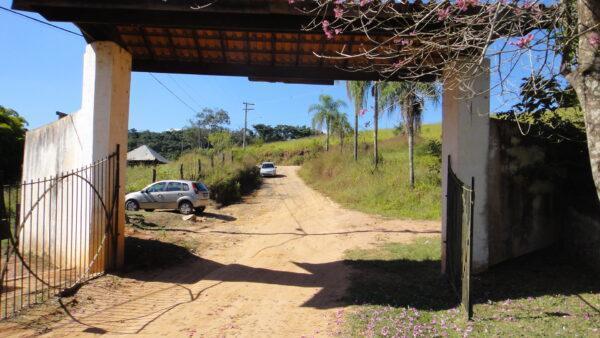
left=20, top=41, right=131, bottom=271
left=486, top=119, right=600, bottom=272
left=487, top=119, right=561, bottom=265
left=442, top=59, right=490, bottom=272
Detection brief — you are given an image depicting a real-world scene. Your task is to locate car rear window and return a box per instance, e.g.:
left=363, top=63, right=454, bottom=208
left=262, top=163, right=275, bottom=168
left=194, top=182, right=208, bottom=192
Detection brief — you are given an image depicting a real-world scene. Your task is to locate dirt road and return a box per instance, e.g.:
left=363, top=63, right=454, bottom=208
left=3, top=166, right=439, bottom=337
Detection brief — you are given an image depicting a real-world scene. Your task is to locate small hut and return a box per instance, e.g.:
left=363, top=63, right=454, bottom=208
left=127, top=145, right=169, bottom=166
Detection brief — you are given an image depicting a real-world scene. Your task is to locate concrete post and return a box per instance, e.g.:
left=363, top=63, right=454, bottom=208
left=81, top=41, right=132, bottom=270
left=441, top=59, right=490, bottom=273
left=19, top=41, right=131, bottom=273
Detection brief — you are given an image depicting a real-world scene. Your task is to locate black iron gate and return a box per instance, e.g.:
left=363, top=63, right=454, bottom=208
left=0, top=147, right=120, bottom=319
left=445, top=155, right=474, bottom=320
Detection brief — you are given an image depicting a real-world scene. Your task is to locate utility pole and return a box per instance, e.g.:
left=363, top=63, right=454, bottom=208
left=242, top=102, right=255, bottom=149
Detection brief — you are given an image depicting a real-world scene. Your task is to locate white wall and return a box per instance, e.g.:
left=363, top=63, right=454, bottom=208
left=441, top=59, right=491, bottom=272
left=20, top=42, right=131, bottom=272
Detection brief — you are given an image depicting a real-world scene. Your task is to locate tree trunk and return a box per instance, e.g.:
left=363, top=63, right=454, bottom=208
left=373, top=83, right=379, bottom=167
left=566, top=0, right=600, bottom=201
left=354, top=106, right=359, bottom=161
left=406, top=96, right=416, bottom=189
left=326, top=118, right=330, bottom=151
left=408, top=126, right=415, bottom=189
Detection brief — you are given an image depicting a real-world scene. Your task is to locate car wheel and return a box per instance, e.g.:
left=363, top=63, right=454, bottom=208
left=125, top=200, right=139, bottom=211
left=144, top=209, right=155, bottom=212
left=195, top=206, right=206, bottom=214
left=178, top=201, right=194, bottom=215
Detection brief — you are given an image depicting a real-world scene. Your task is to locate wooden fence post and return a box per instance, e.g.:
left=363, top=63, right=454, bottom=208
left=221, top=152, right=225, bottom=165
left=197, top=159, right=202, bottom=177
left=152, top=168, right=157, bottom=182
left=180, top=164, right=184, bottom=179
left=210, top=155, right=214, bottom=168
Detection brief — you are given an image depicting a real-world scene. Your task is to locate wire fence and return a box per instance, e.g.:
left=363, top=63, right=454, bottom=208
left=445, top=155, right=474, bottom=320
left=0, top=148, right=119, bottom=319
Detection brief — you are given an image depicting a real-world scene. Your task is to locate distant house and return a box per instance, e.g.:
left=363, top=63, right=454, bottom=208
left=127, top=145, right=169, bottom=165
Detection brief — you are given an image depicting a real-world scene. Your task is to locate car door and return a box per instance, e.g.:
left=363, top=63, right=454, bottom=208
left=141, top=182, right=167, bottom=209
left=164, top=182, right=184, bottom=209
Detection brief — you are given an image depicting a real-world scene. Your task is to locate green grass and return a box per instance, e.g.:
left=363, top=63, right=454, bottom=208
left=299, top=124, right=442, bottom=220
left=343, top=238, right=600, bottom=337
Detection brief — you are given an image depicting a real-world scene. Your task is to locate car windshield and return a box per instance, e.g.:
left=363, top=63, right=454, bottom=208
left=262, top=163, right=275, bottom=169
left=146, top=182, right=166, bottom=192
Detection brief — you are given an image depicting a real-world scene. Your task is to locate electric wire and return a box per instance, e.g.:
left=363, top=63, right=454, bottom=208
left=1, top=5, right=201, bottom=115
left=0, top=5, right=84, bottom=37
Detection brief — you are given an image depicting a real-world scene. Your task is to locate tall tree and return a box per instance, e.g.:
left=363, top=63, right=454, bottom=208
left=331, top=111, right=352, bottom=152
left=0, top=106, right=27, bottom=182
left=309, top=94, right=347, bottom=151
left=346, top=81, right=371, bottom=161
left=188, top=107, right=230, bottom=148
left=380, top=82, right=440, bottom=188
left=372, top=82, right=381, bottom=168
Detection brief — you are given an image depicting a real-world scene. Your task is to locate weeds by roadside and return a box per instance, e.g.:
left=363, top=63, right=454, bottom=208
left=299, top=125, right=442, bottom=220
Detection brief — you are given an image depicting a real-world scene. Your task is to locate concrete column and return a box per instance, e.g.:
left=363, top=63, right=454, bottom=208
left=19, top=41, right=131, bottom=273
left=441, top=59, right=490, bottom=273
left=81, top=41, right=132, bottom=270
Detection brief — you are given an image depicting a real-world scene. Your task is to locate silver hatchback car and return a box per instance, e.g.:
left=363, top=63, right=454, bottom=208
left=125, top=180, right=210, bottom=215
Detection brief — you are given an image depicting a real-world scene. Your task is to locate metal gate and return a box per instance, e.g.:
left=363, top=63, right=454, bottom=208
left=0, top=147, right=119, bottom=319
left=445, top=155, right=474, bottom=320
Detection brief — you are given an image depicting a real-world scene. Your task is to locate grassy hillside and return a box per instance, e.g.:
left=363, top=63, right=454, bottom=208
left=299, top=124, right=442, bottom=220
left=241, top=129, right=399, bottom=165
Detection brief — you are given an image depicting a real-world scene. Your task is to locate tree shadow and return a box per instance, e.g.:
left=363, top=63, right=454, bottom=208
left=343, top=246, right=600, bottom=313
left=55, top=239, right=598, bottom=336
left=472, top=246, right=600, bottom=307
left=200, top=212, right=236, bottom=222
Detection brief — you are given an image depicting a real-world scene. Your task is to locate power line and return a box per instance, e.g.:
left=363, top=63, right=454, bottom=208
left=168, top=74, right=202, bottom=109
left=149, top=73, right=197, bottom=114
left=2, top=5, right=200, bottom=117
left=0, top=5, right=84, bottom=37
left=242, top=102, right=255, bottom=149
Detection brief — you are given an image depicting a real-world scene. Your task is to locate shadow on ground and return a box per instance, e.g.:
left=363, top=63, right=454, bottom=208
left=121, top=238, right=598, bottom=312
left=344, top=245, right=599, bottom=312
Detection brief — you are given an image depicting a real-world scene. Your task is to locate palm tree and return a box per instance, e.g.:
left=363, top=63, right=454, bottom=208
left=372, top=82, right=382, bottom=168
left=380, top=82, right=440, bottom=188
left=331, top=112, right=352, bottom=152
left=309, top=94, right=347, bottom=151
left=345, top=81, right=372, bottom=161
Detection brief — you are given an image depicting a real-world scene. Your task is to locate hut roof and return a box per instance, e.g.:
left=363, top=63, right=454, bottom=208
left=127, top=145, right=169, bottom=164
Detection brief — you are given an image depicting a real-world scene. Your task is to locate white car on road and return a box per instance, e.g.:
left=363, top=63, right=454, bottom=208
left=260, top=162, right=277, bottom=177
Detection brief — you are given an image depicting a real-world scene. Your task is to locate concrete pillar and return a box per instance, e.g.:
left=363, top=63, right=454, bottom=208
left=81, top=41, right=132, bottom=270
left=441, top=59, right=490, bottom=273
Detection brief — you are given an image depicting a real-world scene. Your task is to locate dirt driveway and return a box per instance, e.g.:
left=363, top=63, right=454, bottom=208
left=2, top=166, right=439, bottom=337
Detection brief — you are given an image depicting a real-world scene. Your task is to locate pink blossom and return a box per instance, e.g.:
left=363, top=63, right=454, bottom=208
left=455, top=0, right=478, bottom=12
left=589, top=32, right=600, bottom=48
left=510, top=33, right=534, bottom=48
left=437, top=7, right=451, bottom=21
left=334, top=6, right=344, bottom=19
left=359, top=108, right=367, bottom=116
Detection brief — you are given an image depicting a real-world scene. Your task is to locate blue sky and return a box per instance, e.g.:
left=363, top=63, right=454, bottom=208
left=0, top=0, right=526, bottom=133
